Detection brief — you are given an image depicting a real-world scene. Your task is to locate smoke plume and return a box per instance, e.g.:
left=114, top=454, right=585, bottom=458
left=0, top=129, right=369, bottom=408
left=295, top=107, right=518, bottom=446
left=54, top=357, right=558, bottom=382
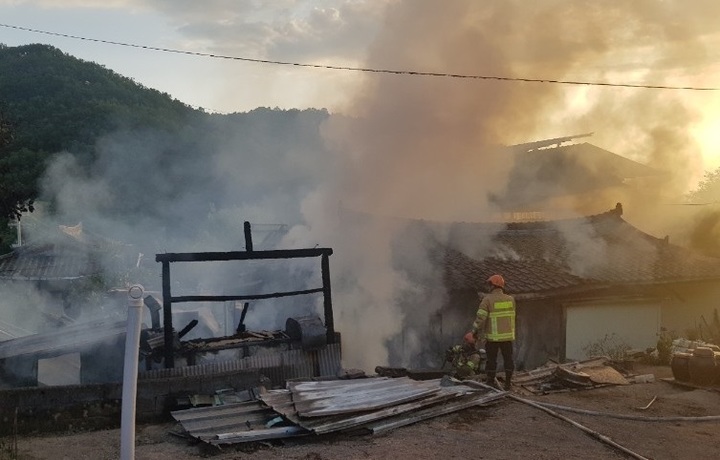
left=4, top=1, right=720, bottom=374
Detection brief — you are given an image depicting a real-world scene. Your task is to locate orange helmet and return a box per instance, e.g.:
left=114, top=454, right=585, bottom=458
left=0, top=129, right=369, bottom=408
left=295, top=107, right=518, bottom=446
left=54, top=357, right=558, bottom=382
left=487, top=274, right=505, bottom=288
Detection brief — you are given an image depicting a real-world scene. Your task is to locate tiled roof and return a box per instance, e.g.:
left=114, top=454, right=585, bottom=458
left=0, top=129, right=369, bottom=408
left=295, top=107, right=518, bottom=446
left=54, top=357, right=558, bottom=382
left=0, top=244, right=100, bottom=281
left=441, top=205, right=720, bottom=295
left=0, top=222, right=117, bottom=281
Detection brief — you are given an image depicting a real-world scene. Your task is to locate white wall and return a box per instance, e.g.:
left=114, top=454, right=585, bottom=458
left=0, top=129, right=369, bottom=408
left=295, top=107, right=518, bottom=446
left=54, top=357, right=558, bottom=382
left=565, top=302, right=660, bottom=361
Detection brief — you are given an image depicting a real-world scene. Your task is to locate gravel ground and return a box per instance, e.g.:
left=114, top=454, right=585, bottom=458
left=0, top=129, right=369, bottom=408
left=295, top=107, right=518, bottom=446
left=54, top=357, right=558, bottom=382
left=6, top=365, right=720, bottom=460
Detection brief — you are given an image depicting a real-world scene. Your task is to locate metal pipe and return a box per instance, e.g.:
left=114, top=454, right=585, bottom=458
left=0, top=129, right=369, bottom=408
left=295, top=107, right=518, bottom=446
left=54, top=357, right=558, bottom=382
left=120, top=284, right=144, bottom=460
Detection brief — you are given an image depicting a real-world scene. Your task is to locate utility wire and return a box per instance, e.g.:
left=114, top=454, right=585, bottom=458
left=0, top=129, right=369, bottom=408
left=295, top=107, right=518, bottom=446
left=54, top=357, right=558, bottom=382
left=1, top=22, right=719, bottom=91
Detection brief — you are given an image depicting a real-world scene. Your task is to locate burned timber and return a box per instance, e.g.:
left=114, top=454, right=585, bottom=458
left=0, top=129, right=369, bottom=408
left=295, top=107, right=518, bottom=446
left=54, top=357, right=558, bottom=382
left=0, top=222, right=342, bottom=435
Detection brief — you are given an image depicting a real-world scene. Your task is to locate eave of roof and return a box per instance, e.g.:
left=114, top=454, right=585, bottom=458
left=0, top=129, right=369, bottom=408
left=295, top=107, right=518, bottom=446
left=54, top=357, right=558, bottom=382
left=441, top=204, right=720, bottom=295
left=0, top=244, right=101, bottom=281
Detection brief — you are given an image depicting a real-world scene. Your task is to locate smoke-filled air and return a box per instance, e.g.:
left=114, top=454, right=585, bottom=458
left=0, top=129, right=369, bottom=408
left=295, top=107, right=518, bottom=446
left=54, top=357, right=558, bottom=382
left=8, top=0, right=720, bottom=371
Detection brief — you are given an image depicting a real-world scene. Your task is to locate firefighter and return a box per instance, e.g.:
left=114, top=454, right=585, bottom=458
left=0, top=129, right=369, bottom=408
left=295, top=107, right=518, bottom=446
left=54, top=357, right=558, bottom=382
left=446, top=332, right=484, bottom=378
left=469, top=274, right=516, bottom=390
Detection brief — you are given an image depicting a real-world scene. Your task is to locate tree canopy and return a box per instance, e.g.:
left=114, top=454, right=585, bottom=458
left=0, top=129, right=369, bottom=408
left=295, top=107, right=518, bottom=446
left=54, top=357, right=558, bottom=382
left=0, top=44, right=330, bottom=253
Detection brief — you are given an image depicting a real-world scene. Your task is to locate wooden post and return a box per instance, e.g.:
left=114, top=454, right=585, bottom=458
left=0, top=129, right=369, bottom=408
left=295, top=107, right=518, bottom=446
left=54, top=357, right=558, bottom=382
left=321, top=253, right=335, bottom=344
left=161, top=260, right=174, bottom=368
left=244, top=221, right=253, bottom=252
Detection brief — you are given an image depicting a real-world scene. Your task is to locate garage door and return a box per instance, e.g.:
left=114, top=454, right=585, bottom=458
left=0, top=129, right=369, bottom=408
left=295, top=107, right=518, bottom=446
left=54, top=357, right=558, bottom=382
left=565, top=303, right=660, bottom=361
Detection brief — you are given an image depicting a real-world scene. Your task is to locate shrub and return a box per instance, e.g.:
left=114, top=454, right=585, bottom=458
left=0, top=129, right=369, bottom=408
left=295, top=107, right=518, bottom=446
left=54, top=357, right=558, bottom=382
left=582, top=333, right=631, bottom=361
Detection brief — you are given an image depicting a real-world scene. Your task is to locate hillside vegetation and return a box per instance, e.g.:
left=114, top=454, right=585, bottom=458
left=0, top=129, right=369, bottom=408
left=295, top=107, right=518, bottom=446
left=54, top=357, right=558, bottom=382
left=0, top=43, right=328, bottom=252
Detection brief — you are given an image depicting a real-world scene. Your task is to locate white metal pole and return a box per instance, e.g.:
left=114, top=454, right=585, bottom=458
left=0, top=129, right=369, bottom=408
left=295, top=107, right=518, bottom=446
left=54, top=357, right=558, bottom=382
left=120, top=285, right=144, bottom=460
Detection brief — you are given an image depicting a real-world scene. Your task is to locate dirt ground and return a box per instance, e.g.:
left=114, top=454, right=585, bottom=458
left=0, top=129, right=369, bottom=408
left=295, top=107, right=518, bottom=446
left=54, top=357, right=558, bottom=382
left=5, top=365, right=720, bottom=460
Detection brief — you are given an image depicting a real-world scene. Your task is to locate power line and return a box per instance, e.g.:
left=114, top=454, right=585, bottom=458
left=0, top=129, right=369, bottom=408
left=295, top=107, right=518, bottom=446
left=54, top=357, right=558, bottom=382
left=2, top=22, right=719, bottom=91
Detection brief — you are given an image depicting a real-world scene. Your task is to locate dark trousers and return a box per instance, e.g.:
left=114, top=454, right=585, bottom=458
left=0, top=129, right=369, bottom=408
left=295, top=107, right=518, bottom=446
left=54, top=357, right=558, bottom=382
left=485, top=341, right=514, bottom=375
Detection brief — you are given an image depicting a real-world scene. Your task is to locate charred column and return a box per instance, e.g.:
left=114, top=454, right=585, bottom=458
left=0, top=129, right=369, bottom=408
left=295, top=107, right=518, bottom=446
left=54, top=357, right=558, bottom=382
left=321, top=253, right=335, bottom=344
left=244, top=221, right=253, bottom=252
left=161, top=260, right=174, bottom=368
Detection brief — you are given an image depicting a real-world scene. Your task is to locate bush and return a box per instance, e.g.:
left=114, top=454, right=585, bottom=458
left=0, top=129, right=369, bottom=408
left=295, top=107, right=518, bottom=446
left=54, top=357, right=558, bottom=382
left=655, top=329, right=676, bottom=365
left=582, top=333, right=631, bottom=361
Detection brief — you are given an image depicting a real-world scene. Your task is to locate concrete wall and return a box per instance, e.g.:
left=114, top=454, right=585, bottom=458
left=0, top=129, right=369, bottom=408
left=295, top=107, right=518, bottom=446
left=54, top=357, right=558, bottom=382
left=0, top=368, right=260, bottom=436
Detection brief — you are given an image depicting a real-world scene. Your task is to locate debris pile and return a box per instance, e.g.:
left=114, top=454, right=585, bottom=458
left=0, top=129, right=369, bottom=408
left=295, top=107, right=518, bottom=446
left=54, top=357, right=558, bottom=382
left=171, top=376, right=505, bottom=447
left=512, top=357, right=634, bottom=394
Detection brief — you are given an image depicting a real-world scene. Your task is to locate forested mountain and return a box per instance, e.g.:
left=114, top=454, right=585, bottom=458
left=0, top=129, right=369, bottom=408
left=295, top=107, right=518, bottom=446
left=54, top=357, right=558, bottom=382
left=0, top=43, right=330, bottom=253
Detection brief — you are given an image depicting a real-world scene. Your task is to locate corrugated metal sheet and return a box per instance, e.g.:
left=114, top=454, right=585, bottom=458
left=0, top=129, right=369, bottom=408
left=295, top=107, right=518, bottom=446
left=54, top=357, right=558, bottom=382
left=0, top=319, right=33, bottom=341
left=261, top=385, right=472, bottom=435
left=172, top=377, right=505, bottom=446
left=0, top=319, right=127, bottom=359
left=365, top=391, right=506, bottom=434
left=171, top=399, right=308, bottom=445
left=287, top=377, right=441, bottom=417
left=140, top=343, right=342, bottom=384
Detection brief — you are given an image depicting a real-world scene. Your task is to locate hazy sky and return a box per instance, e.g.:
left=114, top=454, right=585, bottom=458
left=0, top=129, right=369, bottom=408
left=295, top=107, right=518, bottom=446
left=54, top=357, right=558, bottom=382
left=4, top=0, right=720, bottom=370
left=1, top=0, right=719, bottom=172
left=0, top=0, right=389, bottom=113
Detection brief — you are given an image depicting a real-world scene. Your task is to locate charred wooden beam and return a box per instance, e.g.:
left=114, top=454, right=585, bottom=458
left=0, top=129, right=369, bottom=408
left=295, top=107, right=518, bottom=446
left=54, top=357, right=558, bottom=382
left=236, top=302, right=249, bottom=333
left=161, top=260, right=174, bottom=368
left=321, top=253, right=335, bottom=344
left=244, top=221, right=253, bottom=252
left=170, top=287, right=325, bottom=303
left=155, top=248, right=333, bottom=263
left=156, top=241, right=336, bottom=369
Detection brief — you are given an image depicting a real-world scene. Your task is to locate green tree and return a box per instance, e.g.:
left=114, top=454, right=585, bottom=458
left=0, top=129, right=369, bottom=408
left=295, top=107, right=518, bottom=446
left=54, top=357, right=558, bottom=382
left=684, top=166, right=720, bottom=258
left=687, top=167, right=720, bottom=204
left=0, top=112, right=46, bottom=252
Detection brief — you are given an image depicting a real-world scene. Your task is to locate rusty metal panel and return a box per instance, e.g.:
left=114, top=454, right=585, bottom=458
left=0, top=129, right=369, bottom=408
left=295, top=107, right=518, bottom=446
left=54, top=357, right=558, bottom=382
left=172, top=377, right=504, bottom=446
left=365, top=390, right=507, bottom=434
left=287, top=377, right=441, bottom=417
left=259, top=377, right=500, bottom=435
left=139, top=342, right=342, bottom=384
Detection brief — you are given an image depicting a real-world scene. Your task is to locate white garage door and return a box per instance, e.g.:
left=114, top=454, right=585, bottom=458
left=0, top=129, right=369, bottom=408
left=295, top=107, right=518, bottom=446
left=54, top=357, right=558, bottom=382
left=565, top=303, right=660, bottom=361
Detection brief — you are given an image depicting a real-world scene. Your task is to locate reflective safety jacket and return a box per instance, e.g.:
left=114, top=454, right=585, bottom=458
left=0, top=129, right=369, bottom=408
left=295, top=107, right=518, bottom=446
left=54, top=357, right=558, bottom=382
left=472, top=288, right=516, bottom=342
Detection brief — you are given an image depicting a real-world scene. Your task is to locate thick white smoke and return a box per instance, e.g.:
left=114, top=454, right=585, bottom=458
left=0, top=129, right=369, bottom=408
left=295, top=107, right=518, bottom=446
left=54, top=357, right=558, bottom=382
left=5, top=0, right=720, bottom=375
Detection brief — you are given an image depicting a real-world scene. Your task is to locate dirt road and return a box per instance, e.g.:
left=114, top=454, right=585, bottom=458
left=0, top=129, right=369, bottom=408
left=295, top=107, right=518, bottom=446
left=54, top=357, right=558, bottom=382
left=7, top=365, right=720, bottom=460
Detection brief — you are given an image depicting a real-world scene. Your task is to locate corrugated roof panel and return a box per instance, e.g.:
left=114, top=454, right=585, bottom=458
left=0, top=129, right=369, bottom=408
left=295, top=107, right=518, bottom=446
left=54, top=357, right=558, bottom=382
left=140, top=343, right=342, bottom=385
left=287, top=377, right=442, bottom=417
left=365, top=390, right=507, bottom=434
left=171, top=400, right=309, bottom=445
left=0, top=319, right=127, bottom=359
left=172, top=377, right=504, bottom=446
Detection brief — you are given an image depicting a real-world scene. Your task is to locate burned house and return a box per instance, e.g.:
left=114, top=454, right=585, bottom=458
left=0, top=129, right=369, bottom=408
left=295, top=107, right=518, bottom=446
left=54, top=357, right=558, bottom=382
left=385, top=136, right=718, bottom=370
left=0, top=222, right=341, bottom=391
left=432, top=203, right=720, bottom=369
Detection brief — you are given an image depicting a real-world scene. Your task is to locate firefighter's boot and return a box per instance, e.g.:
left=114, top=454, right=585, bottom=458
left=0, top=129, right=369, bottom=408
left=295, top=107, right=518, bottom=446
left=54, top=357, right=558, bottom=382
left=485, top=371, right=498, bottom=389
left=503, top=371, right=513, bottom=391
